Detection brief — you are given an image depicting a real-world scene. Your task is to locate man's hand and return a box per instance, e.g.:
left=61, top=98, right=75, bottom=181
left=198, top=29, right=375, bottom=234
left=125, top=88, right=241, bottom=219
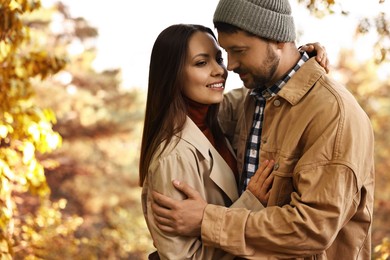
left=300, top=42, right=330, bottom=73
left=247, top=160, right=275, bottom=207
left=151, top=180, right=207, bottom=237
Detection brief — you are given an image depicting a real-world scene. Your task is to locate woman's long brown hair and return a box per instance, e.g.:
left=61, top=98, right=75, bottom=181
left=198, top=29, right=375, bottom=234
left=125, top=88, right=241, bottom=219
left=139, top=24, right=225, bottom=186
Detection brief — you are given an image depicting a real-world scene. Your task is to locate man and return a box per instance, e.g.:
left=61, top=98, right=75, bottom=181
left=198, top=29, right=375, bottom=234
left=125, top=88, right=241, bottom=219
left=151, top=0, right=375, bottom=259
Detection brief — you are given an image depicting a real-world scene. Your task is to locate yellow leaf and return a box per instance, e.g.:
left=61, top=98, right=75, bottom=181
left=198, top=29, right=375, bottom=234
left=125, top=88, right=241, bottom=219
left=22, top=142, right=35, bottom=164
left=0, top=42, right=11, bottom=60
left=46, top=132, right=61, bottom=150
left=0, top=238, right=12, bottom=258
left=15, top=66, right=26, bottom=78
left=0, top=160, right=14, bottom=181
left=0, top=125, right=8, bottom=138
left=3, top=113, right=13, bottom=124
left=27, top=123, right=40, bottom=142
left=9, top=0, right=21, bottom=11
left=58, top=198, right=67, bottom=209
left=0, top=206, right=12, bottom=221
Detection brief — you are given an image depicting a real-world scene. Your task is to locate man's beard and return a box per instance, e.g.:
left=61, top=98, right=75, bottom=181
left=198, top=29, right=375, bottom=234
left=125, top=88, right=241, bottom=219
left=252, top=44, right=279, bottom=90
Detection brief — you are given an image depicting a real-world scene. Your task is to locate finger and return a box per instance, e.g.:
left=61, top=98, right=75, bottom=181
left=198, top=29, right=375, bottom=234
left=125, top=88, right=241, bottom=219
left=311, top=42, right=324, bottom=62
left=300, top=44, right=314, bottom=52
left=260, top=160, right=275, bottom=185
left=171, top=180, right=200, bottom=199
left=319, top=54, right=328, bottom=73
left=249, top=160, right=274, bottom=191
left=151, top=200, right=174, bottom=219
left=152, top=191, right=176, bottom=210
left=264, top=191, right=271, bottom=202
left=316, top=54, right=323, bottom=63
left=325, top=59, right=330, bottom=74
left=306, top=44, right=315, bottom=52
left=153, top=212, right=174, bottom=227
left=264, top=174, right=274, bottom=191
left=155, top=222, right=178, bottom=235
left=250, top=160, right=270, bottom=184
left=321, top=46, right=327, bottom=61
left=315, top=49, right=324, bottom=63
left=247, top=160, right=274, bottom=196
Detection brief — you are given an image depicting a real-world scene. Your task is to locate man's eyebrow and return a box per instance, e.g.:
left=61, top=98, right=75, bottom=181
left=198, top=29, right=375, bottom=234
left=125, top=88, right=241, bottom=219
left=224, top=46, right=247, bottom=51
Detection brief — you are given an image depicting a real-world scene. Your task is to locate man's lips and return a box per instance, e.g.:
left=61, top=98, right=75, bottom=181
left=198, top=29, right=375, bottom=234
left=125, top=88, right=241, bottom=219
left=239, top=73, right=248, bottom=79
left=235, top=70, right=248, bottom=79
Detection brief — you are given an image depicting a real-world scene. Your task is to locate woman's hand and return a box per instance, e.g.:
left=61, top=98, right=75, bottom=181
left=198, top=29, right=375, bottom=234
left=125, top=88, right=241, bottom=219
left=247, top=160, right=275, bottom=207
left=300, top=42, right=330, bottom=73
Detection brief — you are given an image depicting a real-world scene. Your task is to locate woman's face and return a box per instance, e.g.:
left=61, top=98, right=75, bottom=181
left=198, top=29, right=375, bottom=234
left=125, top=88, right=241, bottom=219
left=181, top=31, right=228, bottom=105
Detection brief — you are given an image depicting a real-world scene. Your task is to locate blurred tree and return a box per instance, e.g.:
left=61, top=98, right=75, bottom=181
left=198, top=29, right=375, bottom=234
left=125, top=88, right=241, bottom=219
left=2, top=0, right=152, bottom=258
left=1, top=0, right=389, bottom=259
left=0, top=0, right=88, bottom=258
left=297, top=0, right=390, bottom=63
left=331, top=47, right=390, bottom=259
left=29, top=1, right=153, bottom=259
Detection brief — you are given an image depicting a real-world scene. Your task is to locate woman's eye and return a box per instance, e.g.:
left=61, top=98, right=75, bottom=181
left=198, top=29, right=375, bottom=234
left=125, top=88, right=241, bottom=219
left=195, top=61, right=207, bottom=66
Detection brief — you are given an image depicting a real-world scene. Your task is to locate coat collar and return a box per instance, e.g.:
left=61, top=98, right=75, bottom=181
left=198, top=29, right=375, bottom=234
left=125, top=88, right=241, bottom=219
left=278, top=57, right=326, bottom=106
left=179, top=117, right=239, bottom=202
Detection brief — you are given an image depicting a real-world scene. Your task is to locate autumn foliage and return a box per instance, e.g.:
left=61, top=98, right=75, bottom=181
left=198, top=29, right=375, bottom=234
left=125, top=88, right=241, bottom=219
left=2, top=0, right=151, bottom=258
left=1, top=0, right=390, bottom=259
left=0, top=0, right=82, bottom=258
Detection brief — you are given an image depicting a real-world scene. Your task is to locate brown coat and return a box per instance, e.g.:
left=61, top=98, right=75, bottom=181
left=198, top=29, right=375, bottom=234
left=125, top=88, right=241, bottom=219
left=203, top=57, right=375, bottom=260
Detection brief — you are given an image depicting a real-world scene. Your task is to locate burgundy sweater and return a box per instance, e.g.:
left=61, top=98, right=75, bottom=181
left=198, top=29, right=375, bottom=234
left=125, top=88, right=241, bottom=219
left=185, top=98, right=238, bottom=183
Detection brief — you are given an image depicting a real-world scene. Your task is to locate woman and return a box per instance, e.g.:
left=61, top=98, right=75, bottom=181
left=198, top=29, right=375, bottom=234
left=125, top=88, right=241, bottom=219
left=140, top=24, right=246, bottom=260
left=140, top=24, right=327, bottom=259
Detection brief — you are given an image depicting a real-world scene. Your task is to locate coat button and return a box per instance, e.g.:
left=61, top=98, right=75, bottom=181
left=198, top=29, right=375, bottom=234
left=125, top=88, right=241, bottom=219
left=273, top=99, right=281, bottom=106
left=274, top=163, right=279, bottom=170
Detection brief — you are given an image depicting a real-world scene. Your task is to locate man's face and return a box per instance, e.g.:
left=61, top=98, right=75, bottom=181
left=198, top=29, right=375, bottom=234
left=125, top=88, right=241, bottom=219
left=217, top=30, right=280, bottom=90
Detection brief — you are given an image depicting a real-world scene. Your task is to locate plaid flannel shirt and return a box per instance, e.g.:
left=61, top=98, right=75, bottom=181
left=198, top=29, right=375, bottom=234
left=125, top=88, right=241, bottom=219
left=239, top=52, right=309, bottom=194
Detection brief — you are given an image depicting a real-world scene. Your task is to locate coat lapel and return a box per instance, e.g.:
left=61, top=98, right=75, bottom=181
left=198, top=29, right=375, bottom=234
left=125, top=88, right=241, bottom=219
left=208, top=145, right=239, bottom=202
left=180, top=117, right=239, bottom=202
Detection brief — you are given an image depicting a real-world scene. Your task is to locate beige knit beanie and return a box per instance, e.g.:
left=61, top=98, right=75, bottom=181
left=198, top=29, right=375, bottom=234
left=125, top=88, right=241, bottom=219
left=213, top=0, right=296, bottom=42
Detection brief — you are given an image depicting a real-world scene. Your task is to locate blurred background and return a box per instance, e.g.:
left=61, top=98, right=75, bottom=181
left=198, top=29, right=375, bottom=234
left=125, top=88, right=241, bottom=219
left=0, top=0, right=389, bottom=259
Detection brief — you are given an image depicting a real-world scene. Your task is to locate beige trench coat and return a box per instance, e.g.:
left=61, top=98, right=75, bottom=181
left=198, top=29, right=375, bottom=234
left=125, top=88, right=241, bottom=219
left=142, top=117, right=263, bottom=260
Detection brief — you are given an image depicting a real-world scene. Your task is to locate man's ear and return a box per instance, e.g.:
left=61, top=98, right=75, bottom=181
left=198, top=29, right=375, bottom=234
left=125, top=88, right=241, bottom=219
left=276, top=41, right=286, bottom=50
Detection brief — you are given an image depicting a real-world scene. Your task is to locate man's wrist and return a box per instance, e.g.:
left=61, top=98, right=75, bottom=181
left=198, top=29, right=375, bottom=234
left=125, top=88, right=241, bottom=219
left=201, top=204, right=225, bottom=247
